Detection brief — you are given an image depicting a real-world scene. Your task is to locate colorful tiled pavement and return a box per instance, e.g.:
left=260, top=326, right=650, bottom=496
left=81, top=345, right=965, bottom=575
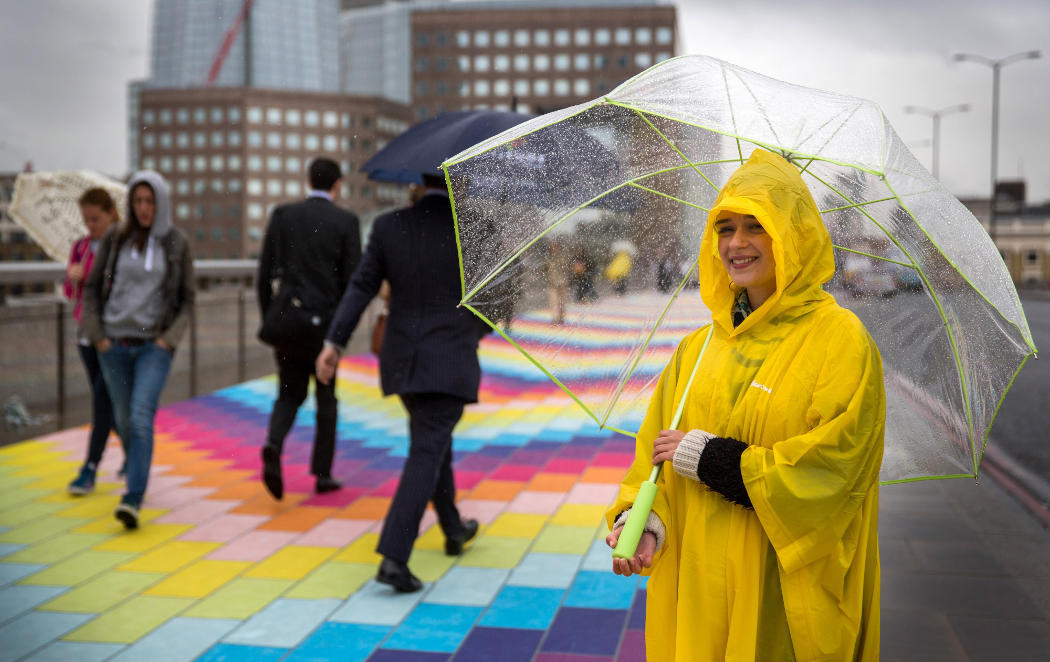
left=0, top=296, right=697, bottom=662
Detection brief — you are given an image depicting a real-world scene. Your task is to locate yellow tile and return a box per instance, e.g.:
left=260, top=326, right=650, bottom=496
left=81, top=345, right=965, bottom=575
left=243, top=546, right=336, bottom=580
left=283, top=561, right=375, bottom=599
left=0, top=515, right=89, bottom=545
left=63, top=595, right=194, bottom=644
left=91, top=523, right=190, bottom=552
left=406, top=548, right=456, bottom=582
left=485, top=513, right=548, bottom=538
left=144, top=560, right=250, bottom=598
left=0, top=500, right=68, bottom=527
left=73, top=507, right=168, bottom=534
left=5, top=532, right=113, bottom=565
left=531, top=525, right=596, bottom=555
left=331, top=533, right=382, bottom=565
left=23, top=470, right=84, bottom=490
left=412, top=523, right=447, bottom=551
left=39, top=570, right=164, bottom=612
left=117, top=541, right=221, bottom=573
left=0, top=474, right=42, bottom=493
left=54, top=495, right=123, bottom=519
left=183, top=578, right=293, bottom=619
left=458, top=536, right=531, bottom=569
left=551, top=503, right=608, bottom=528
left=18, top=550, right=137, bottom=587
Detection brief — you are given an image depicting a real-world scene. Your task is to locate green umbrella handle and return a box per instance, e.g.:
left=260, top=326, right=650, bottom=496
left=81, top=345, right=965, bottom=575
left=611, top=325, right=714, bottom=562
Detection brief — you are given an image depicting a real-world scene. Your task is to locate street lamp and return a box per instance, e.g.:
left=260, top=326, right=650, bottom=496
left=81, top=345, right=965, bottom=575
left=903, top=104, right=969, bottom=180
left=953, top=50, right=1041, bottom=242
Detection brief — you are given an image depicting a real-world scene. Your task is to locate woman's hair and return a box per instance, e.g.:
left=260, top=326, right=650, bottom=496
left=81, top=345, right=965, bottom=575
left=119, top=181, right=154, bottom=252
left=78, top=187, right=117, bottom=215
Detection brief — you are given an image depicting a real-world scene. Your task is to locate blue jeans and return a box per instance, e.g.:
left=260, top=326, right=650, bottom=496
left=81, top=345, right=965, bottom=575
left=77, top=344, right=120, bottom=468
left=98, top=341, right=173, bottom=504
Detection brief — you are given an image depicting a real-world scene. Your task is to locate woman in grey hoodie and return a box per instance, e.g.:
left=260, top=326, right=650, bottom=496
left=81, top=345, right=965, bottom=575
left=82, top=170, right=195, bottom=529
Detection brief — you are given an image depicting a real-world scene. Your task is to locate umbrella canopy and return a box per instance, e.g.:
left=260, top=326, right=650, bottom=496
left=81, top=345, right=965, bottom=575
left=9, top=171, right=126, bottom=262
left=362, top=110, right=535, bottom=184
left=443, top=55, right=1038, bottom=484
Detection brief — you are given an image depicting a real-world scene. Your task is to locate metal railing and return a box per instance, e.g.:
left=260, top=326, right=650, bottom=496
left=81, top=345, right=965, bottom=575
left=0, top=260, right=378, bottom=447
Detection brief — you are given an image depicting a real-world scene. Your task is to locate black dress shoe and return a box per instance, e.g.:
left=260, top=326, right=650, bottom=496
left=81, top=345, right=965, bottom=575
left=261, top=445, right=283, bottom=500
left=376, top=557, right=423, bottom=593
left=445, top=518, right=480, bottom=556
left=315, top=476, right=342, bottom=494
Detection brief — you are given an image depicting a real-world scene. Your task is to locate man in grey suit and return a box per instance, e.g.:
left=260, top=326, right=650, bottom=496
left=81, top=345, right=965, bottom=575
left=317, top=174, right=482, bottom=592
left=258, top=157, right=361, bottom=500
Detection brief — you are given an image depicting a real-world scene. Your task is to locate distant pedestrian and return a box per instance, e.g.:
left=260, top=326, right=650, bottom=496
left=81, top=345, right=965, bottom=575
left=257, top=157, right=361, bottom=500
left=316, top=174, right=484, bottom=593
left=82, top=171, right=195, bottom=530
left=65, top=187, right=123, bottom=495
left=545, top=239, right=570, bottom=324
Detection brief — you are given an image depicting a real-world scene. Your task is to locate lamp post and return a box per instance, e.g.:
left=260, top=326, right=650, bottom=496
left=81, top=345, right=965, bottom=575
left=953, top=50, right=1041, bottom=242
left=903, top=104, right=969, bottom=180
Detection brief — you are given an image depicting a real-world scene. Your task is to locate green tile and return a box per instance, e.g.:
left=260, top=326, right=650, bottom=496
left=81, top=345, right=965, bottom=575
left=182, top=578, right=293, bottom=619
left=284, top=561, right=376, bottom=599
left=459, top=536, right=532, bottom=568
left=407, top=549, right=456, bottom=582
left=40, top=570, right=164, bottom=612
left=0, top=488, right=52, bottom=511
left=531, top=525, right=598, bottom=555
left=63, top=595, right=195, bottom=644
left=19, top=550, right=137, bottom=587
left=0, top=500, right=69, bottom=527
left=0, top=515, right=89, bottom=545
left=5, top=532, right=112, bottom=564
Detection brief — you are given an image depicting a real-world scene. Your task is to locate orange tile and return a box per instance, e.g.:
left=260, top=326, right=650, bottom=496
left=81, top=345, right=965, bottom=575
left=527, top=473, right=577, bottom=492
left=184, top=469, right=255, bottom=488
left=469, top=480, right=525, bottom=501
left=232, top=491, right=308, bottom=515
left=333, top=496, right=391, bottom=520
left=208, top=480, right=268, bottom=501
left=257, top=506, right=337, bottom=532
left=579, top=467, right=626, bottom=484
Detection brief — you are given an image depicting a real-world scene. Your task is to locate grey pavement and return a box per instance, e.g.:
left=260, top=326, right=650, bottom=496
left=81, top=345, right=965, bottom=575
left=880, top=476, right=1050, bottom=661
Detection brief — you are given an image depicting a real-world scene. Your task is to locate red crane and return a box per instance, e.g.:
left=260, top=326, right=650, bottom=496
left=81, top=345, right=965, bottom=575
left=206, top=0, right=254, bottom=85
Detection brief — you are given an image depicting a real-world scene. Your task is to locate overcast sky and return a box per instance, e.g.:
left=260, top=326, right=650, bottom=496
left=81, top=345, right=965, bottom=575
left=1, top=0, right=1047, bottom=200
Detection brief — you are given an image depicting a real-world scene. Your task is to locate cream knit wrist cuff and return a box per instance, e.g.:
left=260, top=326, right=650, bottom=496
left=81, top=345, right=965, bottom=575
left=613, top=508, right=666, bottom=553
left=673, top=429, right=714, bottom=480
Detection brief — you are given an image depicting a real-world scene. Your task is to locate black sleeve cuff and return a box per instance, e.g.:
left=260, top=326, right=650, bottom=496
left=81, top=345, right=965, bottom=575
left=696, top=436, right=753, bottom=509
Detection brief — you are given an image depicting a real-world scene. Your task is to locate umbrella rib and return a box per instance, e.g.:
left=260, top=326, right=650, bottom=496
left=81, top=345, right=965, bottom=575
left=976, top=352, right=1034, bottom=475
left=728, top=67, right=785, bottom=147
left=791, top=102, right=866, bottom=176
left=628, top=108, right=721, bottom=194
left=820, top=196, right=897, bottom=214
left=831, top=246, right=915, bottom=269
left=627, top=182, right=710, bottom=211
left=719, top=61, right=745, bottom=165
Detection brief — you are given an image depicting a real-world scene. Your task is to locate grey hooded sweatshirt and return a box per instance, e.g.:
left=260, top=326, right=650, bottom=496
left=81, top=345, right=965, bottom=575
left=81, top=171, right=195, bottom=347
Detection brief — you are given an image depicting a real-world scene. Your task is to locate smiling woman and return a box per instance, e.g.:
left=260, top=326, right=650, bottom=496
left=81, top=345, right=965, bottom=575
left=715, top=212, right=776, bottom=308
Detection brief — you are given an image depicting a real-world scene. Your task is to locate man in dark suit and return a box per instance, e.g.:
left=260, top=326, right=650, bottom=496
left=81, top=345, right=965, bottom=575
left=317, top=175, right=482, bottom=592
left=257, top=157, right=361, bottom=499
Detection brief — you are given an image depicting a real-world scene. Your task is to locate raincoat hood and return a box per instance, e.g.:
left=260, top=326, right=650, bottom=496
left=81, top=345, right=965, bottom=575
left=127, top=170, right=173, bottom=239
left=700, top=149, right=835, bottom=335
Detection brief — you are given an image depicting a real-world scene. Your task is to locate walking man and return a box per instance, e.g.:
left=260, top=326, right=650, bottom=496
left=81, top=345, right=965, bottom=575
left=316, top=174, right=484, bottom=592
left=257, top=157, right=361, bottom=499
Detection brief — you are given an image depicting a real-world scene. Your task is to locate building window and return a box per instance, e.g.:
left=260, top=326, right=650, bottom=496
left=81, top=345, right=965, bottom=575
left=176, top=203, right=190, bottom=219
left=228, top=107, right=241, bottom=123
left=159, top=156, right=172, bottom=172
left=474, top=30, right=489, bottom=47
left=574, top=28, right=590, bottom=46
left=176, top=108, right=190, bottom=124
left=494, top=55, right=510, bottom=72
left=456, top=30, right=469, bottom=48
left=228, top=131, right=242, bottom=147
left=247, top=179, right=263, bottom=195
left=574, top=79, right=590, bottom=96
left=656, top=27, right=673, bottom=45
left=211, top=155, right=224, bottom=171
left=554, top=79, right=570, bottom=96
left=595, top=54, right=609, bottom=70
left=574, top=53, right=590, bottom=71
left=176, top=156, right=190, bottom=172
left=414, top=57, right=428, bottom=73
left=267, top=132, right=282, bottom=149
left=456, top=55, right=470, bottom=73
left=247, top=106, right=263, bottom=123
left=513, top=79, right=530, bottom=96
left=248, top=203, right=263, bottom=219
left=210, top=107, right=224, bottom=123
left=534, top=29, right=550, bottom=47
left=248, top=155, right=262, bottom=171
left=474, top=80, right=490, bottom=97
left=193, top=107, right=207, bottom=123
left=534, top=54, right=550, bottom=71
left=554, top=54, right=570, bottom=71
left=286, top=180, right=301, bottom=196
left=175, top=132, right=188, bottom=148
left=415, top=32, right=429, bottom=47
left=534, top=79, right=550, bottom=95
left=194, top=179, right=207, bottom=195
left=435, top=57, right=450, bottom=72
left=474, top=55, right=490, bottom=72
left=194, top=156, right=207, bottom=171
left=458, top=81, right=470, bottom=98
left=211, top=178, right=224, bottom=193
left=247, top=131, right=262, bottom=147
left=284, top=109, right=300, bottom=126
left=142, top=134, right=155, bottom=148
left=595, top=28, right=611, bottom=45
left=286, top=133, right=301, bottom=149
left=1026, top=251, right=1039, bottom=264
left=304, top=110, right=319, bottom=127
left=193, top=132, right=206, bottom=148
left=266, top=108, right=282, bottom=125
left=513, top=54, right=530, bottom=72
left=415, top=81, right=428, bottom=97
left=159, top=109, right=172, bottom=124
left=514, top=29, right=530, bottom=47
left=142, top=109, right=155, bottom=125
left=615, top=28, right=631, bottom=45
left=286, top=156, right=301, bottom=173
left=323, top=135, right=338, bottom=151
left=304, top=134, right=319, bottom=150
left=212, top=228, right=224, bottom=241
left=228, top=178, right=242, bottom=193
left=636, top=27, right=652, bottom=45
left=656, top=51, right=672, bottom=63
left=267, top=156, right=282, bottom=172
left=635, top=52, right=652, bottom=68
left=341, top=113, right=352, bottom=128
left=617, top=54, right=629, bottom=69
left=554, top=29, right=570, bottom=46
left=228, top=155, right=242, bottom=170
left=493, top=79, right=510, bottom=97
left=494, top=30, right=510, bottom=47
left=211, top=131, right=224, bottom=147
left=267, top=179, right=282, bottom=196
left=176, top=180, right=190, bottom=195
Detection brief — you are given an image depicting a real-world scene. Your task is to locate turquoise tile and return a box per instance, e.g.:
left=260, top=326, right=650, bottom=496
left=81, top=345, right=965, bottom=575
left=0, top=544, right=24, bottom=558
left=479, top=586, right=564, bottom=630
left=507, top=553, right=581, bottom=588
left=329, top=580, right=426, bottom=626
left=195, top=643, right=287, bottom=662
left=580, top=537, right=615, bottom=571
left=425, top=567, right=509, bottom=606
left=224, top=599, right=341, bottom=648
left=0, top=562, right=44, bottom=587
left=0, top=611, right=92, bottom=662
left=284, top=622, right=388, bottom=662
left=0, top=585, right=68, bottom=625
left=383, top=603, right=482, bottom=653
left=563, top=570, right=638, bottom=610
left=107, top=617, right=240, bottom=662
left=21, top=641, right=125, bottom=662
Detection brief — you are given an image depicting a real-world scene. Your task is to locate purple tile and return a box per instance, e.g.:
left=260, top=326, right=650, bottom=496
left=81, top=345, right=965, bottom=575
left=542, top=607, right=627, bottom=656
left=370, top=455, right=408, bottom=470
left=479, top=445, right=516, bottom=458
left=615, top=629, right=645, bottom=662
left=627, top=590, right=646, bottom=630
left=451, top=627, right=542, bottom=662
left=556, top=446, right=598, bottom=459
left=369, top=651, right=449, bottom=662
left=455, top=455, right=502, bottom=472
left=508, top=449, right=554, bottom=465
left=533, top=654, right=613, bottom=662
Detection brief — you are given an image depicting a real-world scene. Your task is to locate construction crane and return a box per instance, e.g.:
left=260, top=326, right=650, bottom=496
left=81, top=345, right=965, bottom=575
left=206, top=0, right=254, bottom=86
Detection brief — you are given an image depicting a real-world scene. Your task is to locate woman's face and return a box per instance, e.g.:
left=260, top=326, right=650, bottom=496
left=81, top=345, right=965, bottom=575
left=716, top=212, right=776, bottom=306
left=131, top=184, right=156, bottom=229
left=80, top=203, right=116, bottom=240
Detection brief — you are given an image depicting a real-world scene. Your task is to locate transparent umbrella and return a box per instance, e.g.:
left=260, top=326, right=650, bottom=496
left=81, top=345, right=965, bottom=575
left=443, top=55, right=1037, bottom=485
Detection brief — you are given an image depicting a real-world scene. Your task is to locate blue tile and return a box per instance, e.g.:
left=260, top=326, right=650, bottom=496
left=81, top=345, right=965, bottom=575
left=507, top=553, right=580, bottom=589
left=541, top=606, right=626, bottom=656
left=223, top=599, right=341, bottom=648
left=451, top=626, right=542, bottom=662
left=563, top=570, right=638, bottom=610
left=285, top=622, right=388, bottom=662
left=0, top=562, right=44, bottom=587
left=383, top=603, right=482, bottom=653
left=21, top=641, right=125, bottom=662
left=194, top=643, right=287, bottom=662
left=0, top=585, right=67, bottom=625
left=580, top=537, right=615, bottom=571
left=478, top=586, right=563, bottom=630
left=628, top=589, right=646, bottom=630
left=0, top=544, right=24, bottom=559
left=107, top=617, right=240, bottom=662
left=0, top=611, right=92, bottom=662
left=330, top=580, right=426, bottom=626
left=425, top=567, right=508, bottom=606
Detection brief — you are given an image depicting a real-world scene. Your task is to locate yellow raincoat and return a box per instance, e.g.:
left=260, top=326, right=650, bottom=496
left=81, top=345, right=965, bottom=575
left=607, top=149, right=884, bottom=661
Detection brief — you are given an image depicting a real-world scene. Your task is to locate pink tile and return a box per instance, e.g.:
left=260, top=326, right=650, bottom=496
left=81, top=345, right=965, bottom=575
left=155, top=499, right=240, bottom=525
left=453, top=471, right=486, bottom=491
left=144, top=486, right=217, bottom=509
left=146, top=473, right=194, bottom=494
left=296, top=519, right=375, bottom=547
left=299, top=486, right=369, bottom=508
left=207, top=530, right=300, bottom=561
left=565, top=483, right=619, bottom=505
left=507, top=491, right=564, bottom=514
left=179, top=513, right=268, bottom=542
left=371, top=478, right=401, bottom=497
left=592, top=452, right=634, bottom=468
left=453, top=499, right=507, bottom=525
left=615, top=629, right=646, bottom=662
left=546, top=459, right=589, bottom=474
left=491, top=464, right=541, bottom=482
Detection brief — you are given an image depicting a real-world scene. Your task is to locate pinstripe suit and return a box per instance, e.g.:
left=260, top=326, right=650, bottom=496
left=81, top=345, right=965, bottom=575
left=326, top=190, right=487, bottom=562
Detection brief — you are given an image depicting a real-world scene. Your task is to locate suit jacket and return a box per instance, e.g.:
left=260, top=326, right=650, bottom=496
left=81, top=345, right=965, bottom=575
left=257, top=195, right=361, bottom=354
left=326, top=192, right=487, bottom=402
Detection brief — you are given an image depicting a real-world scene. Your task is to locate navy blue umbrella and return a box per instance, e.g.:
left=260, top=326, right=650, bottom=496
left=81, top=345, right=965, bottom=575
left=362, top=110, right=535, bottom=185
